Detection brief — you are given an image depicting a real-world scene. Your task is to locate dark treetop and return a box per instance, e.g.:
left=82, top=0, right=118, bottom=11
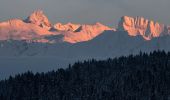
left=0, top=50, right=170, bottom=100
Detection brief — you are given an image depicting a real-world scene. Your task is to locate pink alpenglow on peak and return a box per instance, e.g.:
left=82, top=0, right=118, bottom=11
left=57, top=22, right=115, bottom=43
left=25, top=10, right=52, bottom=30
left=1, top=10, right=170, bottom=44
left=0, top=18, right=54, bottom=41
left=118, top=16, right=170, bottom=40
left=54, top=22, right=81, bottom=32
left=0, top=10, right=115, bottom=43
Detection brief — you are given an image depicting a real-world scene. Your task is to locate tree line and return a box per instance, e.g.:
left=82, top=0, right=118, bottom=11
left=1, top=51, right=170, bottom=100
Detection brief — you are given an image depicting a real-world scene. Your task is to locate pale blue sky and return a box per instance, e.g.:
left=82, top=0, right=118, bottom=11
left=0, top=0, right=170, bottom=27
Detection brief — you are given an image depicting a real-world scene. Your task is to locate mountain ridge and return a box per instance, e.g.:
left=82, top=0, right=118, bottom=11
left=118, top=16, right=170, bottom=40
left=0, top=10, right=170, bottom=43
left=1, top=13, right=170, bottom=78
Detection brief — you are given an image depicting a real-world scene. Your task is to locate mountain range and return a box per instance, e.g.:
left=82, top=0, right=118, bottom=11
left=1, top=10, right=170, bottom=78
left=0, top=10, right=114, bottom=43
left=1, top=10, right=170, bottom=44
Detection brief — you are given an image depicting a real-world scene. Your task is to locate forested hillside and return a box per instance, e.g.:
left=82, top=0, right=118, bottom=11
left=1, top=51, right=170, bottom=100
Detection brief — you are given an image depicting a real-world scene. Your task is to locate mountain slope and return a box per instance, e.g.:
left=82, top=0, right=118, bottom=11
left=54, top=22, right=81, bottom=32
left=1, top=13, right=170, bottom=57
left=58, top=22, right=114, bottom=43
left=118, top=16, right=170, bottom=40
left=1, top=30, right=170, bottom=79
left=0, top=19, right=54, bottom=42
left=2, top=30, right=170, bottom=58
left=0, top=10, right=114, bottom=43
left=25, top=10, right=52, bottom=30
left=1, top=11, right=170, bottom=43
left=2, top=11, right=170, bottom=79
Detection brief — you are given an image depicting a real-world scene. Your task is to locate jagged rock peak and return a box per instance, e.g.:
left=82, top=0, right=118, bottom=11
left=118, top=16, right=169, bottom=40
left=25, top=10, right=52, bottom=30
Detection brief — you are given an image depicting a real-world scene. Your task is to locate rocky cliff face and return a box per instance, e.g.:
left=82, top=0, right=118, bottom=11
left=118, top=16, right=170, bottom=40
left=25, top=10, right=52, bottom=30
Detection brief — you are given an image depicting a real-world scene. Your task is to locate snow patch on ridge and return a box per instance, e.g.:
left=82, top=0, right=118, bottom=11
left=55, top=22, right=115, bottom=43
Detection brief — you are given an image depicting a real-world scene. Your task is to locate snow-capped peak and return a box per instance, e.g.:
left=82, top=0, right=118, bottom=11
left=0, top=19, right=24, bottom=27
left=118, top=16, right=169, bottom=40
left=25, top=10, right=52, bottom=30
left=2, top=10, right=170, bottom=44
left=54, top=22, right=81, bottom=32
left=58, top=22, right=114, bottom=43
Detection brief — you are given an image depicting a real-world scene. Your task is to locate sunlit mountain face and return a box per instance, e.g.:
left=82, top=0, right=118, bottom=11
left=0, top=10, right=170, bottom=78
left=1, top=0, right=170, bottom=99
left=0, top=10, right=170, bottom=44
left=0, top=10, right=114, bottom=43
left=118, top=16, right=170, bottom=40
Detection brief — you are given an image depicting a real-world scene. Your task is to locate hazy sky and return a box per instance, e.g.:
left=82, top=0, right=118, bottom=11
left=0, top=0, right=170, bottom=27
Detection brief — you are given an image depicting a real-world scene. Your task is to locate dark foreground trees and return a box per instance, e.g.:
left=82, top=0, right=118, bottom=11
left=1, top=51, right=170, bottom=100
